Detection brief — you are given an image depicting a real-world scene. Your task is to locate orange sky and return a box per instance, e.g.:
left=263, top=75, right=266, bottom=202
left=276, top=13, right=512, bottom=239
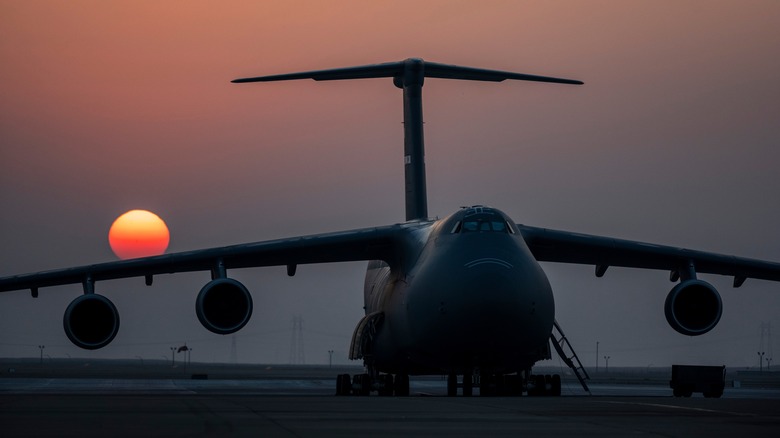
left=1, top=1, right=779, bottom=365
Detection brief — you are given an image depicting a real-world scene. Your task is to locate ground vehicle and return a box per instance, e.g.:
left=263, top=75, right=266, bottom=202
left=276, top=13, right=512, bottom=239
left=670, top=365, right=726, bottom=398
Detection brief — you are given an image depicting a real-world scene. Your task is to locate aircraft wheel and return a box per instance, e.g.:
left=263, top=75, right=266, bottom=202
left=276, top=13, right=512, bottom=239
left=528, top=375, right=544, bottom=397
left=504, top=374, right=522, bottom=396
left=352, top=374, right=370, bottom=396
left=379, top=374, right=394, bottom=396
left=360, top=373, right=371, bottom=396
left=447, top=374, right=457, bottom=397
left=394, top=374, right=410, bottom=396
left=463, top=374, right=473, bottom=397
left=480, top=373, right=492, bottom=397
left=336, top=374, right=351, bottom=396
left=544, top=374, right=553, bottom=395
left=551, top=374, right=562, bottom=396
left=494, top=374, right=508, bottom=396
left=350, top=374, right=359, bottom=395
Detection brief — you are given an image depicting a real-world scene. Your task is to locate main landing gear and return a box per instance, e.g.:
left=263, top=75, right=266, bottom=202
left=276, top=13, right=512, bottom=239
left=445, top=371, right=562, bottom=397
left=336, top=372, right=410, bottom=396
left=337, top=317, right=590, bottom=397
left=335, top=370, right=563, bottom=396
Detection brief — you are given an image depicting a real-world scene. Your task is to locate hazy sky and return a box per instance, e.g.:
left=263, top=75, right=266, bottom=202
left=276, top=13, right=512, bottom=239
left=1, top=0, right=779, bottom=368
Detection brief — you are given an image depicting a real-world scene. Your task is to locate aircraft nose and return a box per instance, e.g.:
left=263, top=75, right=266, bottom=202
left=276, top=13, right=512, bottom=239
left=414, top=257, right=552, bottom=350
left=450, top=259, right=526, bottom=319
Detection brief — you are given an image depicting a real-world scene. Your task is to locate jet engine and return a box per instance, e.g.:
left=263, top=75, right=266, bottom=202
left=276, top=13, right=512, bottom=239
left=63, top=294, right=120, bottom=350
left=664, top=279, right=722, bottom=336
left=195, top=278, right=253, bottom=335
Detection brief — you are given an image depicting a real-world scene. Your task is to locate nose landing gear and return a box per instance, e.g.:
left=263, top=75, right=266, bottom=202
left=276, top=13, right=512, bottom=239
left=335, top=371, right=410, bottom=396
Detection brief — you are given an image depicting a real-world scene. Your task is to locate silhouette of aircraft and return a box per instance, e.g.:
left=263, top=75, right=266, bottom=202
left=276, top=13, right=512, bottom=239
left=2, top=58, right=779, bottom=396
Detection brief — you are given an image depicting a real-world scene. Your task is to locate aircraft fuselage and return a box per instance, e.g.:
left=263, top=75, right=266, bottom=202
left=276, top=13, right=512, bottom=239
left=362, top=206, right=555, bottom=375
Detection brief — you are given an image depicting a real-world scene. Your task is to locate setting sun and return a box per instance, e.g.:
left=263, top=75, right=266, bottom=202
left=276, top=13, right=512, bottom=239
left=108, top=210, right=170, bottom=260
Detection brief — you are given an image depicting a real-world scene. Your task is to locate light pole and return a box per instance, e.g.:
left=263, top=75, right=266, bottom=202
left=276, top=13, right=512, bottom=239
left=604, top=355, right=610, bottom=373
left=170, top=347, right=176, bottom=367
left=38, top=345, right=45, bottom=364
left=328, top=350, right=334, bottom=368
left=596, top=341, right=599, bottom=373
left=766, top=356, right=772, bottom=372
left=178, top=344, right=189, bottom=372
left=758, top=351, right=765, bottom=372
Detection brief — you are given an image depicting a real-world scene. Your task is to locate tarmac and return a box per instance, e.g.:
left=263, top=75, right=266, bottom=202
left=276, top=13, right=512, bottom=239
left=2, top=362, right=779, bottom=437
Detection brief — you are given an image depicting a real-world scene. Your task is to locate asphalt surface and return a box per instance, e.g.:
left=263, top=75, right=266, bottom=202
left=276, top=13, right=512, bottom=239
left=2, top=376, right=779, bottom=437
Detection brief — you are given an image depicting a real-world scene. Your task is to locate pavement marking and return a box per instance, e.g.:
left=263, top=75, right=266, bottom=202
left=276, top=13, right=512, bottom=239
left=596, top=400, right=757, bottom=417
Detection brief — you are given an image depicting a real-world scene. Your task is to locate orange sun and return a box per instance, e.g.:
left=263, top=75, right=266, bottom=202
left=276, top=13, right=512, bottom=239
left=108, top=210, right=170, bottom=260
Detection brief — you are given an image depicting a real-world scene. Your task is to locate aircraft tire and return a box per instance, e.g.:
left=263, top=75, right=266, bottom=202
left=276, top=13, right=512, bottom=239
left=379, top=374, right=394, bottom=396
left=463, top=374, right=473, bottom=397
left=544, top=374, right=553, bottom=395
left=528, top=375, right=545, bottom=396
left=552, top=374, right=562, bottom=396
left=336, top=374, right=346, bottom=395
left=504, top=374, right=522, bottom=396
left=351, top=374, right=366, bottom=396
left=394, top=374, right=410, bottom=396
left=340, top=374, right=353, bottom=396
left=480, top=373, right=492, bottom=397
left=358, top=373, right=371, bottom=396
left=447, top=374, right=457, bottom=397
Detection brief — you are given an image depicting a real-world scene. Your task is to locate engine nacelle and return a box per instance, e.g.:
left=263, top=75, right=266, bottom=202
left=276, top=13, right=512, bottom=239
left=664, top=279, right=722, bottom=336
left=196, top=278, right=253, bottom=335
left=63, top=294, right=120, bottom=350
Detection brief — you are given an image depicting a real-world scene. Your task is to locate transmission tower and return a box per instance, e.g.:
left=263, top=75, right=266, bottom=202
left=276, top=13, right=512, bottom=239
left=289, top=315, right=305, bottom=364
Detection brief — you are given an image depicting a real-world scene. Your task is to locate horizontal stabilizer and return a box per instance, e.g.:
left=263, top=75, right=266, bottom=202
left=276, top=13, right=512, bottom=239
left=424, top=61, right=583, bottom=84
left=231, top=58, right=583, bottom=85
left=231, top=58, right=582, bottom=222
left=232, top=61, right=401, bottom=83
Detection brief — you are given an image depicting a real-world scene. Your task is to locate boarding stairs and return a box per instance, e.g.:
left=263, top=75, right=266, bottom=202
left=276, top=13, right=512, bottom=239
left=550, top=320, right=591, bottom=394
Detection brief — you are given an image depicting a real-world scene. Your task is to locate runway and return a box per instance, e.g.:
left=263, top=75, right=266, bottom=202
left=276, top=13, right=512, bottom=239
left=2, top=377, right=779, bottom=437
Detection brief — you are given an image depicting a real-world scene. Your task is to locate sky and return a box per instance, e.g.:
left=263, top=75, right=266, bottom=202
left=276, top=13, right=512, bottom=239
left=1, top=0, right=779, bottom=369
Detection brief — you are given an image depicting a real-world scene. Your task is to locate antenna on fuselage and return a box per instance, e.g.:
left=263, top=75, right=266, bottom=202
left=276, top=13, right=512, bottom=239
left=232, top=58, right=583, bottom=221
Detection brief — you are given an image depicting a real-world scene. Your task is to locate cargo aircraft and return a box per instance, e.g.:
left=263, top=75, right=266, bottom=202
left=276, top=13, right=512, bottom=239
left=2, top=58, right=780, bottom=397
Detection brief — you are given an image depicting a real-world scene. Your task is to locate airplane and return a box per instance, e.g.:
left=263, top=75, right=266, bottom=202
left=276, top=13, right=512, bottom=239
left=2, top=58, right=780, bottom=397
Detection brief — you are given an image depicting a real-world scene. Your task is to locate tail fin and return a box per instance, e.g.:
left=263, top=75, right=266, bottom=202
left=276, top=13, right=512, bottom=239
left=233, top=58, right=582, bottom=221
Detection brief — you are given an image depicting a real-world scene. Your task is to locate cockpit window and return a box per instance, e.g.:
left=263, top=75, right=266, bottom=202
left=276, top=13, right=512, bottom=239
left=466, top=220, right=505, bottom=232
left=452, top=217, right=512, bottom=234
left=450, top=207, right=516, bottom=234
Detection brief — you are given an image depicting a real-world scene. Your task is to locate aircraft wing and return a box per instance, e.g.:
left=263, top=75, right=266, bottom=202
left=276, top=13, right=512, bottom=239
left=518, top=225, right=780, bottom=287
left=0, top=224, right=409, bottom=295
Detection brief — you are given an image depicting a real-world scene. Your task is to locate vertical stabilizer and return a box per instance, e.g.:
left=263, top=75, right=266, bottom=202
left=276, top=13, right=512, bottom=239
left=233, top=58, right=582, bottom=221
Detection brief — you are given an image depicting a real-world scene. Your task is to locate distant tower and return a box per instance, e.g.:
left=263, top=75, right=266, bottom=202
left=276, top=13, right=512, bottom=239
left=230, top=335, right=238, bottom=364
left=289, top=315, right=305, bottom=364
